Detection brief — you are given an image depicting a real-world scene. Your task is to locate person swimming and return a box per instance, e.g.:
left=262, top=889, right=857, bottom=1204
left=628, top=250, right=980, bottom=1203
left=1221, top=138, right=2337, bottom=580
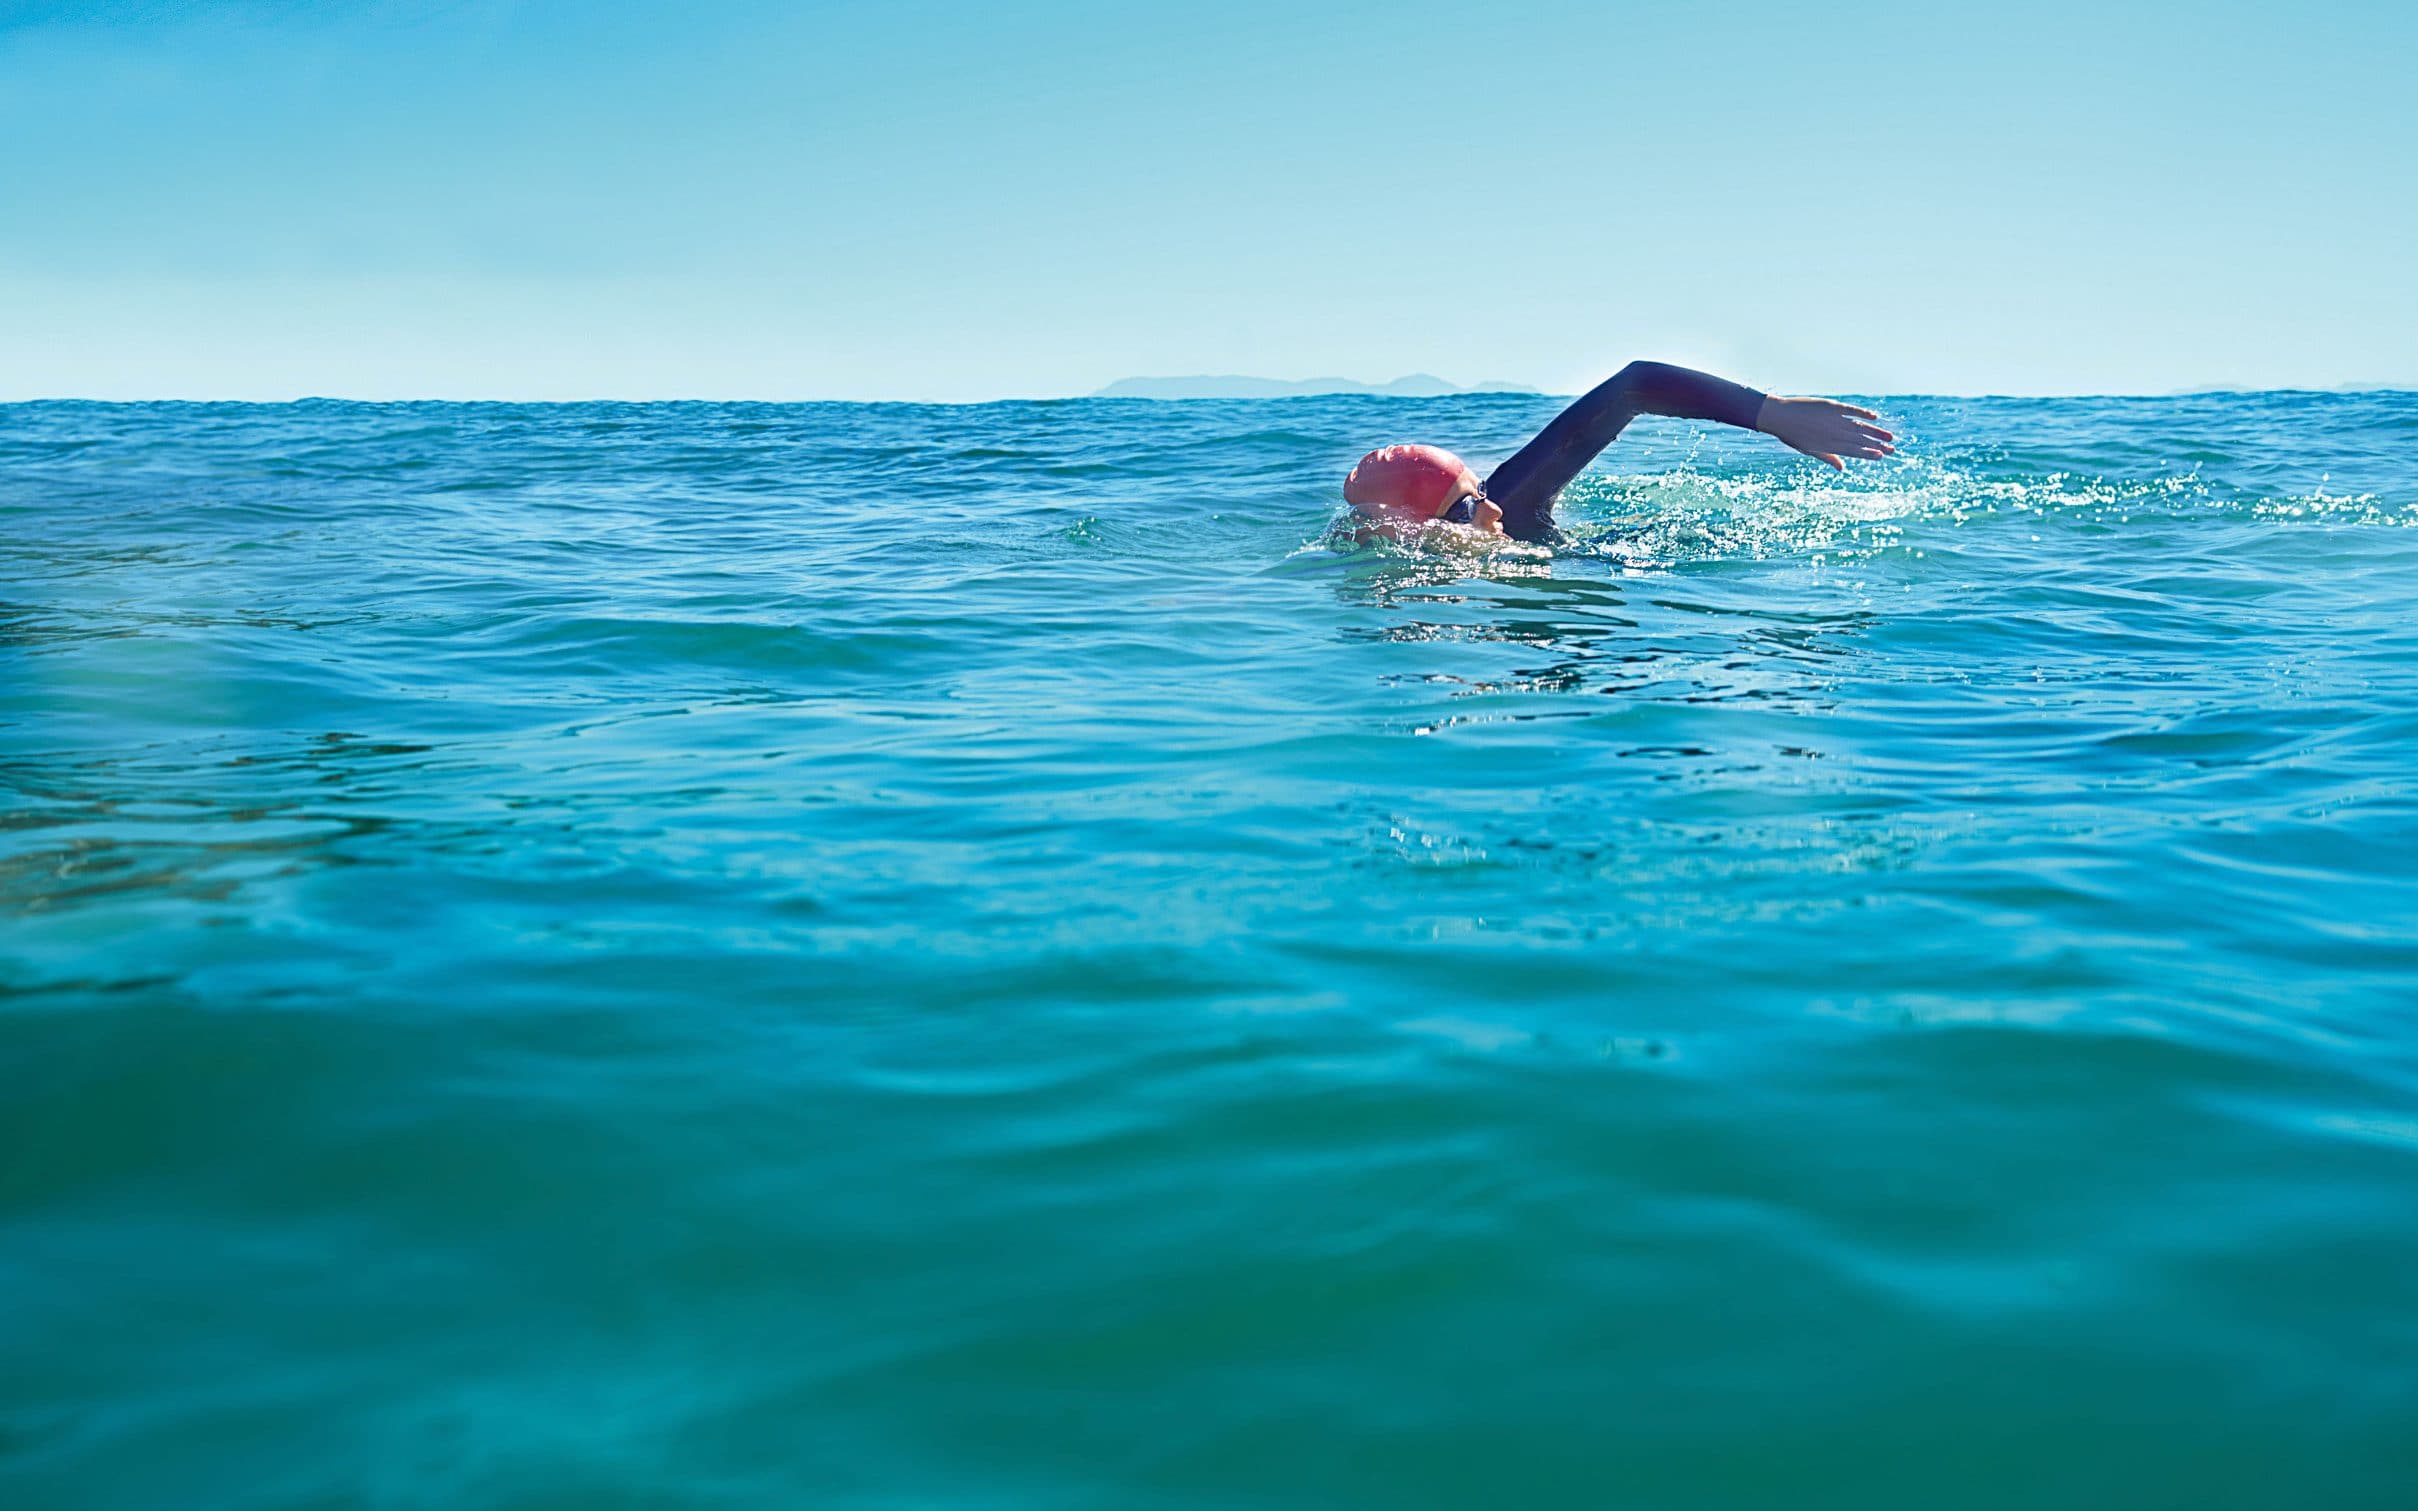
left=1343, top=361, right=1895, bottom=541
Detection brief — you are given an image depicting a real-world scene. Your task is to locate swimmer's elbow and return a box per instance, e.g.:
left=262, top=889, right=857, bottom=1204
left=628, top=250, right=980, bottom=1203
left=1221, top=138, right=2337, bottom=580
left=1592, top=360, right=1662, bottom=406
left=1568, top=361, right=1656, bottom=428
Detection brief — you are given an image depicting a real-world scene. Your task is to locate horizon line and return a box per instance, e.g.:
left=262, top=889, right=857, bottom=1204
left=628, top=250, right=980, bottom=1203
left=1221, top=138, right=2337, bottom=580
left=5, top=386, right=2416, bottom=407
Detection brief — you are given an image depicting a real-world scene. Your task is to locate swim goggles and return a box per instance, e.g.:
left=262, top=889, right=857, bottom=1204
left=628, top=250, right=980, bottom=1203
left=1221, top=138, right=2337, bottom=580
left=1438, top=491, right=1486, bottom=524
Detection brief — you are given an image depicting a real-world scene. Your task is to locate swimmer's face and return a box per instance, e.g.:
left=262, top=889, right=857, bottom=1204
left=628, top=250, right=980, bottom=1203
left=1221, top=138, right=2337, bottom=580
left=1440, top=469, right=1505, bottom=537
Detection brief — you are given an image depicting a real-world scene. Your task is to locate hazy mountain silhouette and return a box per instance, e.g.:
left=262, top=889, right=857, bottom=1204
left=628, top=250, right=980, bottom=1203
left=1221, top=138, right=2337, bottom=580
left=1093, top=374, right=1538, bottom=399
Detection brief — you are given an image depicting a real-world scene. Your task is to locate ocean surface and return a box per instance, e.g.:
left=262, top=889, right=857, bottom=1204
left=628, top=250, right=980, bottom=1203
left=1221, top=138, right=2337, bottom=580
left=5, top=391, right=2417, bottom=1507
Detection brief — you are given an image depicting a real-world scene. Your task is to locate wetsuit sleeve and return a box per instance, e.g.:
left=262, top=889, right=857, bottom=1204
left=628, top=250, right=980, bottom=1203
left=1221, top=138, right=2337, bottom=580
left=1484, top=361, right=1768, bottom=539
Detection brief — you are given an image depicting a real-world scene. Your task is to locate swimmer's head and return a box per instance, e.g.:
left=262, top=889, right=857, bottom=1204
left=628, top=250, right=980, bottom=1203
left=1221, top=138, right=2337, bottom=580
left=1343, top=444, right=1504, bottom=535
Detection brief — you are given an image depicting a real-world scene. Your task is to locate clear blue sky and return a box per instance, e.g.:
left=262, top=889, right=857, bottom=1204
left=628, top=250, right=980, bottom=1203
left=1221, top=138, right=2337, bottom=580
left=5, top=0, right=2413, bottom=400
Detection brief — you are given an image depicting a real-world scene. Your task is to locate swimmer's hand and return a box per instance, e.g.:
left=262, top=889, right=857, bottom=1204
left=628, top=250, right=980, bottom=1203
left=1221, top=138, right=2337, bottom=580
left=1755, top=397, right=1896, bottom=471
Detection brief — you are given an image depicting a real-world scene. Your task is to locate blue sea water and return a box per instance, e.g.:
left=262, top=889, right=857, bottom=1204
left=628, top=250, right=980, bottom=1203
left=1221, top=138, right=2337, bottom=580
left=4, top=391, right=2417, bottom=1506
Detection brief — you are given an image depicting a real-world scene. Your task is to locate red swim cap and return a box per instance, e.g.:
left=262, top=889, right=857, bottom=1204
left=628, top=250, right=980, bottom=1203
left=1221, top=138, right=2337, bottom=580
left=1343, top=444, right=1471, bottom=521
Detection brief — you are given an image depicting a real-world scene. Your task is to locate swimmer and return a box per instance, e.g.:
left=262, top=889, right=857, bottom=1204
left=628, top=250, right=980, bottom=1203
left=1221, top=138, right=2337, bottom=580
left=1343, top=361, right=1895, bottom=542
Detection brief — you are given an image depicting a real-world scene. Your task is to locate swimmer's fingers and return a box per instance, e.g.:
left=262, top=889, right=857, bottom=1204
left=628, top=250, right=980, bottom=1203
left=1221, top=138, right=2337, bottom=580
left=1814, top=421, right=1889, bottom=459
left=1819, top=402, right=1894, bottom=441
left=1810, top=399, right=1885, bottom=430
left=1763, top=396, right=1895, bottom=467
left=1818, top=405, right=1897, bottom=457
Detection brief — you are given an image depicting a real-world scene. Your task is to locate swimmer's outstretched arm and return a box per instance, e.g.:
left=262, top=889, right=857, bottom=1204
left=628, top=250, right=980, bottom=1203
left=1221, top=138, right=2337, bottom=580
left=1483, top=361, right=1894, bottom=537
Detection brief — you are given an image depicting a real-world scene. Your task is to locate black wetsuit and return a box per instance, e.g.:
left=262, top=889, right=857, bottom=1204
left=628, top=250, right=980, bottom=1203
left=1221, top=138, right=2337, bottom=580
left=1485, top=361, right=1767, bottom=541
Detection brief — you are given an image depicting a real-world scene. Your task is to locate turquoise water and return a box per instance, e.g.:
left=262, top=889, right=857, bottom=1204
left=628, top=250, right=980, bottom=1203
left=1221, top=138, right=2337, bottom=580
left=5, top=392, right=2417, bottom=1506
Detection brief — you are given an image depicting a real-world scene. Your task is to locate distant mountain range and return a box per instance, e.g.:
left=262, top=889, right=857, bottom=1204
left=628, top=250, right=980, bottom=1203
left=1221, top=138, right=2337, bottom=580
left=1092, top=374, right=1538, bottom=399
